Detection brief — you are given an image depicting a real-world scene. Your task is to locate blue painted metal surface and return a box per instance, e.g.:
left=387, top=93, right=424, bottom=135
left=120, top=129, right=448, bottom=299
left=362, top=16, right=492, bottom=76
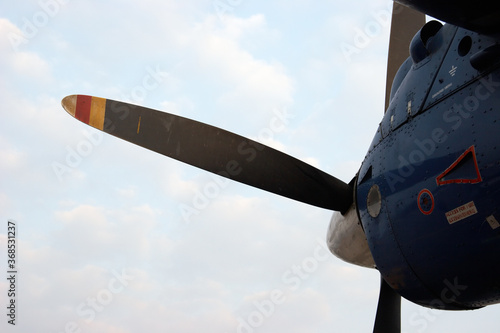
left=357, top=21, right=500, bottom=310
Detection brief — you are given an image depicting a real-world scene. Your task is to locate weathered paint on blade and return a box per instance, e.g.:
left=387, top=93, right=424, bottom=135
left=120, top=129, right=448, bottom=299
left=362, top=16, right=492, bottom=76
left=61, top=95, right=77, bottom=117
left=61, top=94, right=106, bottom=130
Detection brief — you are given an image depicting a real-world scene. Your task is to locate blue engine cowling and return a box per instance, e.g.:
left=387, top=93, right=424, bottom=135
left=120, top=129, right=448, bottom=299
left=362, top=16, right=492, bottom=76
left=357, top=21, right=500, bottom=310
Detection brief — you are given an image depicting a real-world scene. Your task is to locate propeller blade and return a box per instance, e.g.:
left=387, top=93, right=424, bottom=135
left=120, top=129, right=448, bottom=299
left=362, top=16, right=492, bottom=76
left=373, top=275, right=401, bottom=333
left=385, top=2, right=426, bottom=111
left=61, top=95, right=353, bottom=212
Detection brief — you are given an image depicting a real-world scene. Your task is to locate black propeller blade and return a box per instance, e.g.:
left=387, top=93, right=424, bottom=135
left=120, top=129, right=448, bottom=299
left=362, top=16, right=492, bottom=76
left=373, top=275, right=401, bottom=333
left=385, top=2, right=426, bottom=110
left=61, top=95, right=353, bottom=212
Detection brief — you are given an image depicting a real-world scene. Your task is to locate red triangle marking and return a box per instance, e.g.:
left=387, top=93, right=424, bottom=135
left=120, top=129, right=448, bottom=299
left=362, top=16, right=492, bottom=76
left=436, top=146, right=482, bottom=185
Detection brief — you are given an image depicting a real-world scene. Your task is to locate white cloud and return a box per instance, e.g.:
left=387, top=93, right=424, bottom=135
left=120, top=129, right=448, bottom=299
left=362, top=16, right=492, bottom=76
left=173, top=13, right=295, bottom=128
left=0, top=138, right=25, bottom=171
left=10, top=50, right=51, bottom=79
left=0, top=18, right=51, bottom=81
left=53, top=204, right=159, bottom=261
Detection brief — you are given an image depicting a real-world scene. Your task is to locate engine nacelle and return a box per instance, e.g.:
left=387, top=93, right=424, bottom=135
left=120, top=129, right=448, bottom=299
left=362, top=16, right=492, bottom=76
left=357, top=22, right=500, bottom=310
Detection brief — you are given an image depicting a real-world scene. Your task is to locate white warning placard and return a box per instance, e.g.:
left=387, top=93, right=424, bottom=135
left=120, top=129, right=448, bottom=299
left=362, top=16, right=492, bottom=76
left=445, top=201, right=478, bottom=224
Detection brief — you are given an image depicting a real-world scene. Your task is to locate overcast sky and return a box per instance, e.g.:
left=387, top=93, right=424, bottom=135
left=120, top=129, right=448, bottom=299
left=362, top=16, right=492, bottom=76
left=1, top=0, right=498, bottom=332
